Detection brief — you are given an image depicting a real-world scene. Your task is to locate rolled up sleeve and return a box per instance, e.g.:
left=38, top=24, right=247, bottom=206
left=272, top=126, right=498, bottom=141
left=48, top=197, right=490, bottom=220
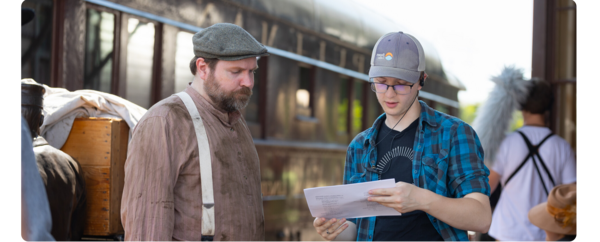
left=447, top=122, right=491, bottom=198
left=121, top=117, right=178, bottom=241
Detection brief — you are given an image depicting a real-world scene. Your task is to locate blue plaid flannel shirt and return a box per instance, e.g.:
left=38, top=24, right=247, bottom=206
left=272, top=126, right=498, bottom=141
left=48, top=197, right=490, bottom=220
left=344, top=101, right=490, bottom=241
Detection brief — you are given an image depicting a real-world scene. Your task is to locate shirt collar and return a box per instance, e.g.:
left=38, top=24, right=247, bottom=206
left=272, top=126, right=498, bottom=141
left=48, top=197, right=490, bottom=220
left=363, top=100, right=438, bottom=147
left=184, top=85, right=241, bottom=127
left=418, top=100, right=438, bottom=128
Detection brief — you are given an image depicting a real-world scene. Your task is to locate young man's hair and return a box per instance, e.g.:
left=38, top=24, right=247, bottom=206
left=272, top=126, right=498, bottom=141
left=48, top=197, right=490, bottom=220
left=519, top=79, right=554, bottom=114
left=189, top=56, right=219, bottom=75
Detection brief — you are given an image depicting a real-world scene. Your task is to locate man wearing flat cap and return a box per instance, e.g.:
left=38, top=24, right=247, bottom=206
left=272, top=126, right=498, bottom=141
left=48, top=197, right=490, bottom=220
left=121, top=23, right=268, bottom=241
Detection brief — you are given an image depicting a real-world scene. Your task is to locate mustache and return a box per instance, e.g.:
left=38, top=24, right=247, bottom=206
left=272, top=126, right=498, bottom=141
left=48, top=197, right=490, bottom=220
left=233, top=87, right=252, bottom=96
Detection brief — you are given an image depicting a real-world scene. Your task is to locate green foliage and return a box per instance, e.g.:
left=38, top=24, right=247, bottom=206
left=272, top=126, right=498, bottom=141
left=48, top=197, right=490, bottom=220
left=510, top=110, right=524, bottom=132
left=459, top=103, right=480, bottom=125
left=459, top=102, right=524, bottom=131
left=338, top=98, right=348, bottom=133
left=352, top=100, right=363, bottom=134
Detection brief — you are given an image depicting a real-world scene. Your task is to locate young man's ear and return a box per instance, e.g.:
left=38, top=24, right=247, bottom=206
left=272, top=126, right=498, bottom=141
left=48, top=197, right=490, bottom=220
left=418, top=73, right=428, bottom=89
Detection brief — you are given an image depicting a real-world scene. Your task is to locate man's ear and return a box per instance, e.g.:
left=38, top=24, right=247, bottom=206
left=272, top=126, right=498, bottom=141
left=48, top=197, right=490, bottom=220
left=417, top=73, right=428, bottom=90
left=196, top=57, right=209, bottom=80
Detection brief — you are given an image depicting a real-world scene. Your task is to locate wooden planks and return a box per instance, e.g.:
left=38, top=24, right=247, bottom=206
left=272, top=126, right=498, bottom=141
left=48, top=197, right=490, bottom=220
left=61, top=117, right=129, bottom=236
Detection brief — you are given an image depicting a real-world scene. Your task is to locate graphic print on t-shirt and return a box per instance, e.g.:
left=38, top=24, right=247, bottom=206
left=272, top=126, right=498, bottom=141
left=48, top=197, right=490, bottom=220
left=376, top=146, right=414, bottom=174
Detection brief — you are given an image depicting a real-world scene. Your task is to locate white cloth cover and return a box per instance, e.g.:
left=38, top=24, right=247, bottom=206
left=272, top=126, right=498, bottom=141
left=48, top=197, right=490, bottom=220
left=37, top=84, right=147, bottom=149
left=488, top=126, right=576, bottom=241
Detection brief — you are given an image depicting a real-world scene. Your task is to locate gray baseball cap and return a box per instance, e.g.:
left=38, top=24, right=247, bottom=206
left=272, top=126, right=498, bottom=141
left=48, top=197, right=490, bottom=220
left=369, top=31, right=426, bottom=83
left=193, top=23, right=269, bottom=61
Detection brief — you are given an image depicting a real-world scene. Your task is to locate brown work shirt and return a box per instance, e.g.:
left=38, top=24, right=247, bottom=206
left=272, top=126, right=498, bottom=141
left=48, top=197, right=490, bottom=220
left=121, top=86, right=264, bottom=241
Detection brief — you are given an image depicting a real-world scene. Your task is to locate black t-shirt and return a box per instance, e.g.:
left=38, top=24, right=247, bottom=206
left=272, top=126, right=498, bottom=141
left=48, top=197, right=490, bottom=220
left=372, top=118, right=443, bottom=241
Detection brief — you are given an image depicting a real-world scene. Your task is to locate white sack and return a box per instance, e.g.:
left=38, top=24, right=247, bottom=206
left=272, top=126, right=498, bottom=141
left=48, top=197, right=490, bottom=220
left=38, top=85, right=147, bottom=149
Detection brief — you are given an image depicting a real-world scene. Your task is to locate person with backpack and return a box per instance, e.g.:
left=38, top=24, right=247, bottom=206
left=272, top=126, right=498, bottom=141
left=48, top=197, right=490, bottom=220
left=487, top=80, right=576, bottom=241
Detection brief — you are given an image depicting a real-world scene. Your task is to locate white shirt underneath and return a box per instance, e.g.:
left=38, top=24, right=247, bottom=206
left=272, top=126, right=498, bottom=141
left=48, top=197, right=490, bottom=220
left=488, top=126, right=576, bottom=241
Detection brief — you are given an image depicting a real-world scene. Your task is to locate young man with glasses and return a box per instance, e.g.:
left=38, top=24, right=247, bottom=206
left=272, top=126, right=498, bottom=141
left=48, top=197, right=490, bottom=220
left=313, top=32, right=492, bottom=241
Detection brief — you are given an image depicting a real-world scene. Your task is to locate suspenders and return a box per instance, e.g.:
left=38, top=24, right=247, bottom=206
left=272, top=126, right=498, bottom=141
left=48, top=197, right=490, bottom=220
left=503, top=131, right=555, bottom=195
left=175, top=92, right=215, bottom=240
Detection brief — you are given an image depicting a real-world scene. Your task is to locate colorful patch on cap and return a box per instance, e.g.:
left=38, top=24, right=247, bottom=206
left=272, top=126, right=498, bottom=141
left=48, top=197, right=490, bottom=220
left=385, top=52, right=393, bottom=60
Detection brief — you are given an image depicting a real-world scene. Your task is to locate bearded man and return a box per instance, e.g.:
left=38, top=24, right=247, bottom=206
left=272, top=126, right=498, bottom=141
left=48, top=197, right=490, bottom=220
left=121, top=23, right=268, bottom=241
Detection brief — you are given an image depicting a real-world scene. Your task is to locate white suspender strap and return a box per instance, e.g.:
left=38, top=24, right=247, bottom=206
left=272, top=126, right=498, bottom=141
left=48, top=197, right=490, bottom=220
left=175, top=92, right=215, bottom=236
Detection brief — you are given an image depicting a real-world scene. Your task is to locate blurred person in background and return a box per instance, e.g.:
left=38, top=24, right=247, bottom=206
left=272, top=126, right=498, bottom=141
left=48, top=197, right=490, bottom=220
left=21, top=8, right=55, bottom=241
left=528, top=183, right=576, bottom=241
left=312, top=31, right=491, bottom=241
left=487, top=80, right=576, bottom=241
left=22, top=79, right=87, bottom=241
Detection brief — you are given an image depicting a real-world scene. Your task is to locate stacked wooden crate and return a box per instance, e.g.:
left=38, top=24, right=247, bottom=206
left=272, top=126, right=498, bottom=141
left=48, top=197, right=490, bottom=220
left=61, top=117, right=129, bottom=236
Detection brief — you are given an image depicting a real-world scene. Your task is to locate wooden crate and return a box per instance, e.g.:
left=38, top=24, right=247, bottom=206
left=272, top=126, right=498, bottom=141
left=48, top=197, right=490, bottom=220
left=61, top=117, right=129, bottom=236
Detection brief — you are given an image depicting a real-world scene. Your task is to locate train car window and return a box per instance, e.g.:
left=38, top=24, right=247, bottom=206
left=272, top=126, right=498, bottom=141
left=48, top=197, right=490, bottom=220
left=174, top=31, right=195, bottom=93
left=296, top=66, right=313, bottom=117
left=125, top=18, right=155, bottom=109
left=83, top=9, right=115, bottom=93
left=337, top=77, right=349, bottom=134
left=367, top=87, right=380, bottom=127
left=351, top=80, right=364, bottom=135
left=21, top=0, right=54, bottom=86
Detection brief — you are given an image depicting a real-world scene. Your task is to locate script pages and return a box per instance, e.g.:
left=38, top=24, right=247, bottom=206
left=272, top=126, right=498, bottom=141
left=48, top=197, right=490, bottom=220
left=303, top=179, right=402, bottom=218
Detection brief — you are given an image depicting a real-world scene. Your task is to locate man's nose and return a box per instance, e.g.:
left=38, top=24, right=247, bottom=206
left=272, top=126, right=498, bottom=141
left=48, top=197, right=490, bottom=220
left=385, top=86, right=397, bottom=97
left=240, top=71, right=254, bottom=88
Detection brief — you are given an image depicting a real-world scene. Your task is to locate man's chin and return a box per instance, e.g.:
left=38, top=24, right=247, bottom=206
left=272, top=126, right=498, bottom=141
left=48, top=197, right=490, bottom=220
left=383, top=108, right=405, bottom=118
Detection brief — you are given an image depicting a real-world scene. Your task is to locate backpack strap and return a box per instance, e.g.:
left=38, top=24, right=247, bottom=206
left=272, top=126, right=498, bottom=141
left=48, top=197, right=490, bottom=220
left=518, top=131, right=556, bottom=187
left=503, top=131, right=555, bottom=195
left=175, top=92, right=215, bottom=237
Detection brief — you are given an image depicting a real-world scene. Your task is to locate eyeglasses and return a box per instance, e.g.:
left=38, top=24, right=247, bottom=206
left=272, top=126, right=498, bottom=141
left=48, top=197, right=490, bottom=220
left=370, top=81, right=415, bottom=95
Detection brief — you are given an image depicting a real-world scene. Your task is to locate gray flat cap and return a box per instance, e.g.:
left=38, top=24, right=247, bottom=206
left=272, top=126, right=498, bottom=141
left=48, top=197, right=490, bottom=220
left=193, top=23, right=269, bottom=61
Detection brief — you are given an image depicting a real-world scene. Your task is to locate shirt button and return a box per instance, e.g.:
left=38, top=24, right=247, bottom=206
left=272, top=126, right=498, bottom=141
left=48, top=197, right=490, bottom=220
left=369, top=235, right=372, bottom=239
left=230, top=128, right=234, bottom=131
left=371, top=165, right=376, bottom=169
left=414, top=170, right=418, bottom=174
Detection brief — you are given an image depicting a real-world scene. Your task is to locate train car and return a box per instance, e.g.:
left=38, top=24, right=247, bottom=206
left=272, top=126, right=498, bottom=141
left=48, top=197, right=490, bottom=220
left=21, top=0, right=466, bottom=240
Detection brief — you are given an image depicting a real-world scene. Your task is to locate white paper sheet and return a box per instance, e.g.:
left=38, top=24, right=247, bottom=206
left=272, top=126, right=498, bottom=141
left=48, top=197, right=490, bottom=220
left=303, top=179, right=402, bottom=218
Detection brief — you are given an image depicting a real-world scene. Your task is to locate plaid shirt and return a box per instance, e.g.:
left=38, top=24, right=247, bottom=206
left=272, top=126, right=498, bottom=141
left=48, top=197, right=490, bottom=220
left=344, top=101, right=490, bottom=241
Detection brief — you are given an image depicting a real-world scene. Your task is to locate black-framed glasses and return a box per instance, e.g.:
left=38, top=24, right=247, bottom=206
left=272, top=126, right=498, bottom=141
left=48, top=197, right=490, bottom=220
left=370, top=82, right=415, bottom=95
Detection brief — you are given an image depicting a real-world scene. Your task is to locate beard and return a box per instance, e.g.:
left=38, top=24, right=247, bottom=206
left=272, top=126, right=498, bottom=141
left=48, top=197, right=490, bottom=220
left=203, top=71, right=253, bottom=113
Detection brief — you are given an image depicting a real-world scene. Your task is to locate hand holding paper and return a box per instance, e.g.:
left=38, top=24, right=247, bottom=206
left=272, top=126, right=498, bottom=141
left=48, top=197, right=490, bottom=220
left=303, top=179, right=402, bottom=218
left=367, top=181, right=423, bottom=214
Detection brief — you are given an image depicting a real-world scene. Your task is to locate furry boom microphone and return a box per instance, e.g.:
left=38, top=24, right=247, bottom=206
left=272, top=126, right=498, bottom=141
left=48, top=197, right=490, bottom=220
left=472, top=66, right=532, bottom=168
